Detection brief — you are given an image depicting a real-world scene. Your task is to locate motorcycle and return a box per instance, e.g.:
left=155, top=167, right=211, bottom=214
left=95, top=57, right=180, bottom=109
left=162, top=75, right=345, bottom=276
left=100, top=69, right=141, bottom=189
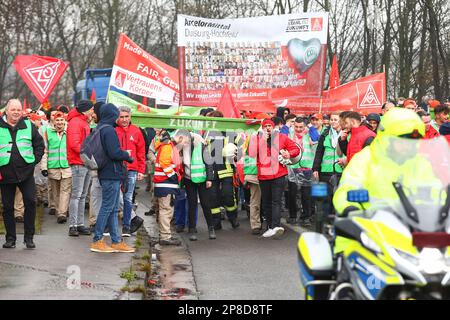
left=297, top=137, right=450, bottom=300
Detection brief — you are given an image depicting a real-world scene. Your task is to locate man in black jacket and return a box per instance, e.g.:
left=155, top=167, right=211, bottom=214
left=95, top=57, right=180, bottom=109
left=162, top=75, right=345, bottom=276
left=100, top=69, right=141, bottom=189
left=0, top=99, right=44, bottom=249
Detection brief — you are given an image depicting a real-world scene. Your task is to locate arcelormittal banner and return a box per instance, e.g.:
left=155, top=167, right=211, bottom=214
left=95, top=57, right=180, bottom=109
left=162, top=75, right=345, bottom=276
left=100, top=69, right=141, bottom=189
left=177, top=13, right=329, bottom=107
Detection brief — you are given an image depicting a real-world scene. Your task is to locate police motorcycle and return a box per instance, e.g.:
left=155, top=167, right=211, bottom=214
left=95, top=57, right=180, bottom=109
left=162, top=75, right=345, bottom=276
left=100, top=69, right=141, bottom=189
left=297, top=137, right=450, bottom=300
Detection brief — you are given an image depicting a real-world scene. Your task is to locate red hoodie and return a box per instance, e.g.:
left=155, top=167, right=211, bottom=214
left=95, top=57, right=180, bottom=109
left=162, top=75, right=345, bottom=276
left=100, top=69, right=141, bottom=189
left=115, top=124, right=146, bottom=173
left=66, top=109, right=91, bottom=165
left=248, top=132, right=300, bottom=181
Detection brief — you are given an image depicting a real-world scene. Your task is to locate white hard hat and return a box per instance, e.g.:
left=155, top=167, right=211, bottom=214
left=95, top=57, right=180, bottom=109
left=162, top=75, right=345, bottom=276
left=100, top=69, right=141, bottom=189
left=222, top=143, right=238, bottom=158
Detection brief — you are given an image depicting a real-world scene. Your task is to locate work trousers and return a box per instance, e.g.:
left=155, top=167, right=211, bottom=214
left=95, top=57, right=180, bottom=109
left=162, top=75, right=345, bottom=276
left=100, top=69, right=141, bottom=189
left=206, top=177, right=238, bottom=227
left=49, top=177, right=72, bottom=217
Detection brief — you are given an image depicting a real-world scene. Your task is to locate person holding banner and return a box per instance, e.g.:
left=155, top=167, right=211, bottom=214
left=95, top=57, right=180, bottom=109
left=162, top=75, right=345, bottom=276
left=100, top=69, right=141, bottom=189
left=0, top=99, right=45, bottom=249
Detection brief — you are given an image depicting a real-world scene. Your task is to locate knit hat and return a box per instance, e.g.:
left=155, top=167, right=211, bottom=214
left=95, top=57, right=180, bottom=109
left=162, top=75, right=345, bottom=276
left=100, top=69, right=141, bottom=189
left=261, top=118, right=275, bottom=127
left=439, top=122, right=450, bottom=136
left=367, top=113, right=381, bottom=123
left=76, top=100, right=93, bottom=113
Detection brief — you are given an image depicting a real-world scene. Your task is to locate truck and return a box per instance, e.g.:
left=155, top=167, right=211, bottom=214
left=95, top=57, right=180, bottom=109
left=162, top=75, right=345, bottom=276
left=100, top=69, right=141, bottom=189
left=74, top=68, right=115, bottom=105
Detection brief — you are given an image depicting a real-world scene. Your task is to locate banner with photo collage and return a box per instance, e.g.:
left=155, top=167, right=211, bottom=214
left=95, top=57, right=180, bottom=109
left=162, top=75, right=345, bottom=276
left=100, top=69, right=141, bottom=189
left=177, top=13, right=329, bottom=108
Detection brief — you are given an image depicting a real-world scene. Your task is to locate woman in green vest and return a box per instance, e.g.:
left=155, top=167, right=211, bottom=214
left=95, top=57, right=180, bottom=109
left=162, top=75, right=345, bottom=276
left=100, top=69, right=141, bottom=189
left=312, top=111, right=346, bottom=217
left=41, top=112, right=72, bottom=224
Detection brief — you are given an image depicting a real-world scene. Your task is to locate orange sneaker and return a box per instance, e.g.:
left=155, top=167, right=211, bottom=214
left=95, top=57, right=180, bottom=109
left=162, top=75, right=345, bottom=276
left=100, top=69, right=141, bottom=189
left=111, top=241, right=135, bottom=253
left=90, top=239, right=115, bottom=253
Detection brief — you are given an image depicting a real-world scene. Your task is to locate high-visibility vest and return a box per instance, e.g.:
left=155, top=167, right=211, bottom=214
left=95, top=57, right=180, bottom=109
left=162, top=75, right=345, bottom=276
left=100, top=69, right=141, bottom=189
left=46, top=128, right=69, bottom=169
left=320, top=133, right=344, bottom=174
left=243, top=154, right=257, bottom=175
left=190, top=142, right=206, bottom=183
left=217, top=136, right=235, bottom=179
left=300, top=133, right=315, bottom=169
left=153, top=142, right=181, bottom=189
left=0, top=119, right=35, bottom=167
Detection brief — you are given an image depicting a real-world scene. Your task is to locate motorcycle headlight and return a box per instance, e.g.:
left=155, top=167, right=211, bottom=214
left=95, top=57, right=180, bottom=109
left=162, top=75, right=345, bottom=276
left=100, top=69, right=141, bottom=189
left=418, top=248, right=448, bottom=275
left=360, top=232, right=382, bottom=254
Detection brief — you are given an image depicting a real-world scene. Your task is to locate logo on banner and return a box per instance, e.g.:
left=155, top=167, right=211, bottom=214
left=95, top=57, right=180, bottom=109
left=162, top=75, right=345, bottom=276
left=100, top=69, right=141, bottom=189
left=115, top=71, right=127, bottom=88
left=358, top=82, right=382, bottom=107
left=311, top=18, right=323, bottom=31
left=25, top=61, right=61, bottom=96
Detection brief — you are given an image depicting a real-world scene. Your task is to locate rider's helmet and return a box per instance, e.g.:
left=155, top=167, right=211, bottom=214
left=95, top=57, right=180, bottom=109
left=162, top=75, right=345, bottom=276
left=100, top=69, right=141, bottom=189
left=378, top=108, right=425, bottom=138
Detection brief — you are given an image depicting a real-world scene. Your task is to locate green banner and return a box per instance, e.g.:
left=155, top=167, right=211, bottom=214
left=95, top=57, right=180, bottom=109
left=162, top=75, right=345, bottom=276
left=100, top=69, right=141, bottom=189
left=107, top=90, right=260, bottom=131
left=107, top=90, right=201, bottom=116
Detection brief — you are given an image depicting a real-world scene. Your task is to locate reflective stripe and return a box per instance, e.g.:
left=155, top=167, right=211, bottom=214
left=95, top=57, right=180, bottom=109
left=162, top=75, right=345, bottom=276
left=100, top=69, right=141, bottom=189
left=191, top=173, right=206, bottom=178
left=0, top=144, right=11, bottom=148
left=48, top=149, right=60, bottom=154
left=48, top=157, right=63, bottom=161
left=155, top=163, right=176, bottom=169
left=20, top=150, right=34, bottom=156
left=154, top=172, right=166, bottom=176
left=0, top=153, right=10, bottom=157
left=191, top=164, right=205, bottom=169
left=211, top=208, right=222, bottom=214
left=224, top=205, right=238, bottom=211
left=16, top=142, right=32, bottom=147
left=154, top=183, right=179, bottom=189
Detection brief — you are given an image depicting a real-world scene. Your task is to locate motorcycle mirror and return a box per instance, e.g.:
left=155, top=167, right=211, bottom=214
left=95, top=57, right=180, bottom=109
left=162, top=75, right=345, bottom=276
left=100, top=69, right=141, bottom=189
left=347, top=190, right=369, bottom=203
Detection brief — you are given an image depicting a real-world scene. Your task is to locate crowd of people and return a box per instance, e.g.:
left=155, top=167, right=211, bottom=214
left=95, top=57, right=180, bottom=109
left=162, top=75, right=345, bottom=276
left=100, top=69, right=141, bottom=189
left=0, top=95, right=448, bottom=252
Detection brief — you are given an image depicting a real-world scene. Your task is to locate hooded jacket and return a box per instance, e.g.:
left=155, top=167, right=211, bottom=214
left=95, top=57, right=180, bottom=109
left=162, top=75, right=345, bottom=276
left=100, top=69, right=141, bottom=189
left=97, top=104, right=133, bottom=181
left=0, top=116, right=44, bottom=184
left=66, top=109, right=91, bottom=165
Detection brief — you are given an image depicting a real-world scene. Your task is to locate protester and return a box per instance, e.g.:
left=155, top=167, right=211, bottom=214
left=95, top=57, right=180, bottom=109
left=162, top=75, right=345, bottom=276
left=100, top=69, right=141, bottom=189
left=440, top=122, right=450, bottom=145
left=280, top=113, right=296, bottom=135
left=381, top=102, right=395, bottom=115
left=425, top=104, right=449, bottom=139
left=153, top=128, right=183, bottom=246
left=366, top=113, right=381, bottom=132
left=312, top=112, right=345, bottom=217
left=115, top=106, right=146, bottom=237
left=0, top=99, right=44, bottom=249
left=248, top=118, right=300, bottom=238
left=90, top=103, right=135, bottom=253
left=67, top=100, right=93, bottom=237
left=341, top=111, right=376, bottom=163
left=41, top=111, right=71, bottom=224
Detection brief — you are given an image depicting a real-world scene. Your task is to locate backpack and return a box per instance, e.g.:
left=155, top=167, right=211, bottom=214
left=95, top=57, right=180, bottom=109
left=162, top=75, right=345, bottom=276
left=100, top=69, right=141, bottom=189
left=80, top=124, right=109, bottom=170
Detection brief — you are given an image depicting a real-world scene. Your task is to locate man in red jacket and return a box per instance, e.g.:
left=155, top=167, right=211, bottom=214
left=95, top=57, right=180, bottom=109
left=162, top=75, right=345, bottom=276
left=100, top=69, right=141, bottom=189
left=66, top=100, right=94, bottom=237
left=115, top=106, right=146, bottom=236
left=425, top=104, right=449, bottom=139
left=248, top=118, right=300, bottom=239
left=343, top=111, right=376, bottom=164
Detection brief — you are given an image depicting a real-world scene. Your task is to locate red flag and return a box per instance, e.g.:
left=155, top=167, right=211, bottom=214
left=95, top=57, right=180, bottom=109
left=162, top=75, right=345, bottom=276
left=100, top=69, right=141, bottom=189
left=329, top=55, right=340, bottom=90
left=142, top=96, right=148, bottom=106
left=216, top=85, right=240, bottom=119
left=13, top=55, right=69, bottom=103
left=90, top=88, right=96, bottom=104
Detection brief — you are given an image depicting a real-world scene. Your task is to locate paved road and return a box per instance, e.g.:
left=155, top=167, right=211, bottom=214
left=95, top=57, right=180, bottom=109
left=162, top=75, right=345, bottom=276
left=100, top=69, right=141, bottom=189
left=138, top=185, right=304, bottom=300
left=0, top=206, right=135, bottom=300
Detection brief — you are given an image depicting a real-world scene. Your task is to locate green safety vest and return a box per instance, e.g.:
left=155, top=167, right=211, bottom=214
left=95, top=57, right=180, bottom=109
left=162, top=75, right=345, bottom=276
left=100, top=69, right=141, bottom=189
left=190, top=142, right=206, bottom=183
left=0, top=119, right=35, bottom=167
left=46, top=127, right=69, bottom=169
left=300, top=133, right=315, bottom=169
left=243, top=154, right=257, bottom=175
left=320, top=133, right=344, bottom=174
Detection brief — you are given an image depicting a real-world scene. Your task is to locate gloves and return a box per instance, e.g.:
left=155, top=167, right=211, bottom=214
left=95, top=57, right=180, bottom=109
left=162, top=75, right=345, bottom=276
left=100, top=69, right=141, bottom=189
left=41, top=170, right=48, bottom=177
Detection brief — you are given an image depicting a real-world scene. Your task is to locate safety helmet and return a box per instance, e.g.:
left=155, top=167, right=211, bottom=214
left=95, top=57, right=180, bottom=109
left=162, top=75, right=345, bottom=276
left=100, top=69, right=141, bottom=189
left=222, top=143, right=238, bottom=158
left=378, top=108, right=425, bottom=138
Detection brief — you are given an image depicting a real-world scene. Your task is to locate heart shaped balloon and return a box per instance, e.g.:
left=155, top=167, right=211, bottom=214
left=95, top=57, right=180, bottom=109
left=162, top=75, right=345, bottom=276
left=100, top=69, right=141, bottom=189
left=287, top=38, right=322, bottom=74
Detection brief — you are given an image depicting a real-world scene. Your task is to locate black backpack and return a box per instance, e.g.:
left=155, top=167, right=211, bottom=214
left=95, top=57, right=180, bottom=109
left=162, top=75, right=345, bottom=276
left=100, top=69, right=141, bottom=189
left=80, top=124, right=109, bottom=170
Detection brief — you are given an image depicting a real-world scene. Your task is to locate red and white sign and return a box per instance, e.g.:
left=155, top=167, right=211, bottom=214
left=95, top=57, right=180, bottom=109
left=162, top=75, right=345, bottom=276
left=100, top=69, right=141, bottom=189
left=178, top=13, right=329, bottom=107
left=13, top=55, right=69, bottom=103
left=285, top=73, right=386, bottom=114
left=109, top=34, right=180, bottom=105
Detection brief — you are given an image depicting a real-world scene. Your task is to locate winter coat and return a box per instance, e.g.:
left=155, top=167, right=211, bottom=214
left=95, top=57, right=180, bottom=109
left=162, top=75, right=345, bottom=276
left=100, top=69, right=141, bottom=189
left=0, top=116, right=44, bottom=184
left=248, top=131, right=300, bottom=181
left=66, top=109, right=91, bottom=165
left=97, top=104, right=133, bottom=181
left=115, top=124, right=146, bottom=173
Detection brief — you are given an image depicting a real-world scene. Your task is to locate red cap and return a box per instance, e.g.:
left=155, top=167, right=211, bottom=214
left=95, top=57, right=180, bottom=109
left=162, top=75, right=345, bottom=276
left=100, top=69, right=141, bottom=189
left=311, top=113, right=323, bottom=120
left=53, top=111, right=66, bottom=120
left=261, top=118, right=275, bottom=127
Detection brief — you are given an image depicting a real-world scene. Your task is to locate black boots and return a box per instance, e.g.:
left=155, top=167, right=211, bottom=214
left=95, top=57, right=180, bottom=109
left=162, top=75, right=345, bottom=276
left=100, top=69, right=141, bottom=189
left=24, top=238, right=35, bottom=249
left=3, top=239, right=16, bottom=249
left=230, top=218, right=240, bottom=229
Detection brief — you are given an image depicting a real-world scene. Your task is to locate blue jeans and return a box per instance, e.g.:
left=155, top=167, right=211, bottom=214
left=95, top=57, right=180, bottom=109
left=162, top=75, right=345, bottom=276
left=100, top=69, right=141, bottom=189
left=69, top=165, right=91, bottom=227
left=94, top=179, right=121, bottom=244
left=123, top=171, right=137, bottom=229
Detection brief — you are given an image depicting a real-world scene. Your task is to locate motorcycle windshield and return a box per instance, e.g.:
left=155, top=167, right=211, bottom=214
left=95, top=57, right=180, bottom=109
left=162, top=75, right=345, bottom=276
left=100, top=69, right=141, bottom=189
left=370, top=136, right=450, bottom=232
